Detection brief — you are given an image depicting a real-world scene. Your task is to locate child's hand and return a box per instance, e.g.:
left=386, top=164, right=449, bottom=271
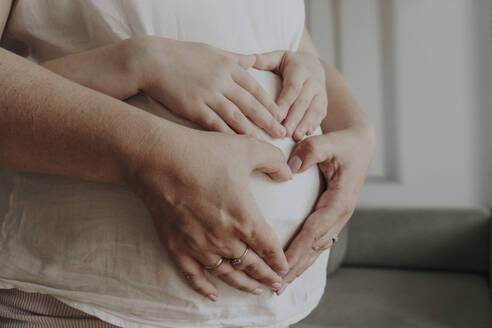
left=253, top=50, right=328, bottom=141
left=134, top=36, right=286, bottom=139
left=277, top=124, right=375, bottom=295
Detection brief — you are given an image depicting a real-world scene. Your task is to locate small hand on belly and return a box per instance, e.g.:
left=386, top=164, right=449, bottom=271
left=124, top=69, right=323, bottom=299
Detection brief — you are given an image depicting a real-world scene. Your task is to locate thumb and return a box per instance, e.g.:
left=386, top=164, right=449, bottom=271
left=288, top=135, right=334, bottom=174
left=250, top=140, right=292, bottom=182
left=252, top=50, right=286, bottom=72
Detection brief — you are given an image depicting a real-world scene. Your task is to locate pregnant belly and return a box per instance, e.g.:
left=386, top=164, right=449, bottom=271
left=125, top=69, right=323, bottom=247
left=0, top=70, right=324, bottom=319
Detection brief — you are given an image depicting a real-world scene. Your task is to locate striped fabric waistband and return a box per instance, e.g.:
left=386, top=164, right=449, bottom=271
left=0, top=288, right=118, bottom=328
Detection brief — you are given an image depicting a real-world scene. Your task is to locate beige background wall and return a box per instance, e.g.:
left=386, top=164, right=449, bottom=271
left=306, top=0, right=492, bottom=208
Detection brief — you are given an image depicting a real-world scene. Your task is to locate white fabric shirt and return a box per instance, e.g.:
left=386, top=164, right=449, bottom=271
left=0, top=1, right=330, bottom=327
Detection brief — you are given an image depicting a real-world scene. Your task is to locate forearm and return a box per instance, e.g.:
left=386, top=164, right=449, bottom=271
left=0, top=47, right=177, bottom=185
left=298, top=28, right=374, bottom=139
left=320, top=59, right=373, bottom=135
left=40, top=38, right=143, bottom=100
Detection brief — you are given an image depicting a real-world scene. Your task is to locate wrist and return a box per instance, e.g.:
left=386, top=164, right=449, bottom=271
left=124, top=35, right=171, bottom=92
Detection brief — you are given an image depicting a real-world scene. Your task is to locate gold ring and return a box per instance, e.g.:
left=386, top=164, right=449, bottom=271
left=229, top=245, right=249, bottom=266
left=203, top=257, right=224, bottom=270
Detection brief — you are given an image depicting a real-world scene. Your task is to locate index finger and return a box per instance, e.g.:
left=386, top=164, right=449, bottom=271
left=232, top=69, right=283, bottom=122
left=276, top=70, right=306, bottom=119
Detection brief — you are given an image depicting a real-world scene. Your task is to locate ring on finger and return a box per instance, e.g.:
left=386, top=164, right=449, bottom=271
left=203, top=257, right=225, bottom=270
left=228, top=244, right=249, bottom=266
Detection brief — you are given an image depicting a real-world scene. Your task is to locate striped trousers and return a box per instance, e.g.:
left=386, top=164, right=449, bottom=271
left=0, top=289, right=290, bottom=328
left=0, top=289, right=118, bottom=328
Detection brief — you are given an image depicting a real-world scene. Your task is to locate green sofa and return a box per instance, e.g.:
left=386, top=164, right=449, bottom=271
left=294, top=208, right=492, bottom=328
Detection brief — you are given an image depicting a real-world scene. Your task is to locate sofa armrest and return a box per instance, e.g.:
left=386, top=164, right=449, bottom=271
left=343, top=208, right=490, bottom=274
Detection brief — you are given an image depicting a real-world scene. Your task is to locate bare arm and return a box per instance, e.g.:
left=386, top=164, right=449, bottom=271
left=298, top=28, right=373, bottom=134
left=0, top=47, right=165, bottom=185
left=0, top=0, right=11, bottom=37
left=40, top=36, right=287, bottom=138
left=253, top=27, right=376, bottom=295
left=0, top=46, right=291, bottom=299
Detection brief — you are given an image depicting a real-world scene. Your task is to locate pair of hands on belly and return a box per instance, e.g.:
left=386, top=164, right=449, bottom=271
left=116, top=36, right=373, bottom=300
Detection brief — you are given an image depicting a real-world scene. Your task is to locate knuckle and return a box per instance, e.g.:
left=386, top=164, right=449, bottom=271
left=311, top=241, right=329, bottom=253
left=244, top=260, right=262, bottom=276
left=184, top=236, right=200, bottom=252
left=238, top=285, right=253, bottom=293
left=232, top=219, right=254, bottom=239
left=230, top=110, right=244, bottom=126
left=204, top=232, right=225, bottom=251
left=220, top=55, right=235, bottom=67
left=216, top=270, right=233, bottom=280
left=247, top=99, right=261, bottom=115
left=165, top=238, right=178, bottom=252
left=296, top=97, right=310, bottom=109
left=286, top=81, right=302, bottom=93
left=252, top=83, right=264, bottom=97
left=200, top=115, right=220, bottom=129
left=260, top=248, right=278, bottom=262
left=303, top=138, right=317, bottom=155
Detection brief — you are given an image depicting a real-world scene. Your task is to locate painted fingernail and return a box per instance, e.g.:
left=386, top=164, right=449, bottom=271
left=271, top=282, right=282, bottom=290
left=288, top=156, right=302, bottom=174
left=207, top=294, right=218, bottom=302
left=278, top=270, right=288, bottom=277
left=252, top=288, right=264, bottom=295
left=276, top=283, right=288, bottom=295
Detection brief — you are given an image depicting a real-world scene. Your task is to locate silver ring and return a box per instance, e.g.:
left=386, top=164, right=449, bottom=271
left=203, top=257, right=224, bottom=270
left=229, top=245, right=249, bottom=266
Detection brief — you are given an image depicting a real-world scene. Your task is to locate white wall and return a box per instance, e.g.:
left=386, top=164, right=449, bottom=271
left=306, top=0, right=492, bottom=208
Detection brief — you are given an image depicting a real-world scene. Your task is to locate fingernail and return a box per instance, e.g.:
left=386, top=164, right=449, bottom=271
left=278, top=270, right=288, bottom=277
left=252, top=288, right=264, bottom=295
left=287, top=156, right=302, bottom=174
left=294, top=130, right=304, bottom=141
left=271, top=282, right=282, bottom=290
left=276, top=283, right=288, bottom=296
left=207, top=294, right=218, bottom=302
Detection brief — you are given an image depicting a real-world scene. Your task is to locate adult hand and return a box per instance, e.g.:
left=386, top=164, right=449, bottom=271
left=130, top=36, right=286, bottom=139
left=252, top=50, right=328, bottom=141
left=126, top=125, right=292, bottom=301
left=276, top=124, right=375, bottom=295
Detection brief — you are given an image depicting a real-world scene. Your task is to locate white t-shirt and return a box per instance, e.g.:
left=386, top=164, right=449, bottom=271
left=0, top=1, right=330, bottom=327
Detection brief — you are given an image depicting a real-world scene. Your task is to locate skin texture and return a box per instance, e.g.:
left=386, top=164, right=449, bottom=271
left=0, top=0, right=375, bottom=301
left=253, top=49, right=328, bottom=141
left=0, top=2, right=295, bottom=300
left=0, top=47, right=292, bottom=301
left=41, top=36, right=286, bottom=139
